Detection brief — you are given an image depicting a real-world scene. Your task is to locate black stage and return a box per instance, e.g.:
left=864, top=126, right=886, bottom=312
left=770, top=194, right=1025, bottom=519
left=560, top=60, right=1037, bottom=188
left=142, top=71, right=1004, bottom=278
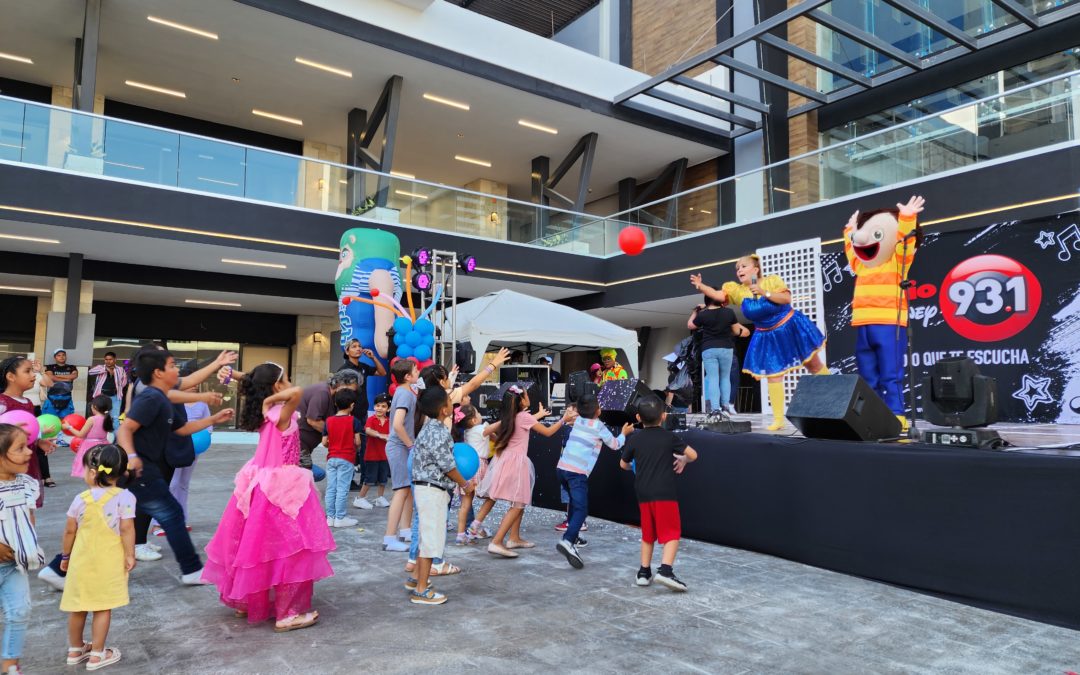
left=528, top=429, right=1080, bottom=630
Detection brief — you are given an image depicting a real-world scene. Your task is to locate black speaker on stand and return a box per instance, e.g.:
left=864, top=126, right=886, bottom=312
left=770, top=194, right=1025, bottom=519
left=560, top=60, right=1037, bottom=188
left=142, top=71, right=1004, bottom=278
left=786, top=374, right=902, bottom=441
left=597, top=379, right=653, bottom=426
left=566, top=370, right=600, bottom=404
left=494, top=380, right=543, bottom=415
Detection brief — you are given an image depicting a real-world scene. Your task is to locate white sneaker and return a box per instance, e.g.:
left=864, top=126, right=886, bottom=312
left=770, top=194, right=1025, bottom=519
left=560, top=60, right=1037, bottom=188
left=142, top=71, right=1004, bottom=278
left=398, top=528, right=412, bottom=542
left=382, top=536, right=409, bottom=552
left=352, top=497, right=374, bottom=510
left=135, top=544, right=162, bottom=562
left=723, top=404, right=737, bottom=416
left=147, top=543, right=162, bottom=553
left=180, top=570, right=211, bottom=586
left=374, top=496, right=390, bottom=508
left=333, top=517, right=359, bottom=528
left=37, top=565, right=65, bottom=591
left=327, top=516, right=334, bottom=526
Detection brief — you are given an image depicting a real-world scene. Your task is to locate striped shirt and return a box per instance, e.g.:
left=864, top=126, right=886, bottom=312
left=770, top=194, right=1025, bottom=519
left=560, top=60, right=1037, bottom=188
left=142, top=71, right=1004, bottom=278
left=845, top=213, right=917, bottom=327
left=88, top=364, right=128, bottom=398
left=557, top=418, right=625, bottom=476
left=0, top=475, right=43, bottom=571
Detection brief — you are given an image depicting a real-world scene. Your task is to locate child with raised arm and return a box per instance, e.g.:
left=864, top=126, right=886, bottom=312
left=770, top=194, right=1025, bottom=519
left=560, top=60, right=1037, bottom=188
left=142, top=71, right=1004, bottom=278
left=619, top=395, right=697, bottom=592
left=60, top=445, right=134, bottom=671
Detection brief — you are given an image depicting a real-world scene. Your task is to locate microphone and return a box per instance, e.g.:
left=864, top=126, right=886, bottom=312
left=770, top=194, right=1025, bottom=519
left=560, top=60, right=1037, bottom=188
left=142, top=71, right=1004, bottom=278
left=750, top=274, right=758, bottom=297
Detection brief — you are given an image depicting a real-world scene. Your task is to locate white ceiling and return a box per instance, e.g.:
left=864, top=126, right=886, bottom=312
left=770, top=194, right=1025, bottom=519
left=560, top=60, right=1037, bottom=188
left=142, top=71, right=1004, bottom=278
left=0, top=0, right=723, bottom=203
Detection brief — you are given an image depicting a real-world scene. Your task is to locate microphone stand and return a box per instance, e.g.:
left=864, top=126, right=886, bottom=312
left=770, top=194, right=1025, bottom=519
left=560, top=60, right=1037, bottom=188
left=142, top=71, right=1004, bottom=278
left=897, top=233, right=920, bottom=441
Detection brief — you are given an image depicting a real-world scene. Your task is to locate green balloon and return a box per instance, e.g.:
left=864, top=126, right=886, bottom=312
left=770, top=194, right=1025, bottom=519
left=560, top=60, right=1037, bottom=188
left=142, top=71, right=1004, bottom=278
left=37, top=414, right=62, bottom=440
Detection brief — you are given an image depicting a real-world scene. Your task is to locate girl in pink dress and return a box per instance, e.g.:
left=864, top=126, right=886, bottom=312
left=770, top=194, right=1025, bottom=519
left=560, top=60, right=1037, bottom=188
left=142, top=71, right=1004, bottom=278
left=201, top=363, right=335, bottom=632
left=66, top=396, right=113, bottom=478
left=480, top=386, right=575, bottom=558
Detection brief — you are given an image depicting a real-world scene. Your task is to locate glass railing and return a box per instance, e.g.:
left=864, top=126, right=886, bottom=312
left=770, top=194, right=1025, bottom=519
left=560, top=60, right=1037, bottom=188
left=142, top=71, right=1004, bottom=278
left=607, top=69, right=1080, bottom=246
left=1, top=68, right=1078, bottom=257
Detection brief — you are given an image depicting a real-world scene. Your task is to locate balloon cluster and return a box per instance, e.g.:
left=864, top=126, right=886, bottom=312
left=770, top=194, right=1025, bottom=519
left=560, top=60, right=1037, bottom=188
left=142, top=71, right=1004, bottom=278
left=393, top=316, right=436, bottom=363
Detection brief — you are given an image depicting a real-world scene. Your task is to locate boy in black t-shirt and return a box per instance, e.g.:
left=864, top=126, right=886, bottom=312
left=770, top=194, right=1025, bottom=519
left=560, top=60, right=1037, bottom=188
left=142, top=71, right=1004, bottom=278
left=620, top=395, right=698, bottom=591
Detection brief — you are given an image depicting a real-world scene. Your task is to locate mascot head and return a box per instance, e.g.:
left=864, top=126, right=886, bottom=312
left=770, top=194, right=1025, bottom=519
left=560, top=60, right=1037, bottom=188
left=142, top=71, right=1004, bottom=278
left=850, top=208, right=921, bottom=268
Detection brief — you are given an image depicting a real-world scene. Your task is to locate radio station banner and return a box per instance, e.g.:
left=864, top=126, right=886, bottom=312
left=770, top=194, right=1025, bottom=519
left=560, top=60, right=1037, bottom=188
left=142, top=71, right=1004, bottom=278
left=821, top=210, right=1080, bottom=424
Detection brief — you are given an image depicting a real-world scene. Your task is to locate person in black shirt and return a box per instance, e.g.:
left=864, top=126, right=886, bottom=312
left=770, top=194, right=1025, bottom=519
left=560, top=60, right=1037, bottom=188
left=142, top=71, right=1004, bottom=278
left=689, top=295, right=749, bottom=416
left=337, top=338, right=386, bottom=480
left=620, top=395, right=697, bottom=592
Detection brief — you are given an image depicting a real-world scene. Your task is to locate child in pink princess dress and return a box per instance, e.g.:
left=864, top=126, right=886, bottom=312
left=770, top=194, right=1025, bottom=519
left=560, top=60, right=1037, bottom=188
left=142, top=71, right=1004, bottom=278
left=479, top=386, right=575, bottom=558
left=201, top=363, right=335, bottom=632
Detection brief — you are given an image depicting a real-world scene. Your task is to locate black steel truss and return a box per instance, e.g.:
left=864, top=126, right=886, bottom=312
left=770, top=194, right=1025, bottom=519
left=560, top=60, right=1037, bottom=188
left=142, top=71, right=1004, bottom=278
left=346, top=74, right=402, bottom=210
left=614, top=0, right=1080, bottom=129
left=531, top=132, right=599, bottom=235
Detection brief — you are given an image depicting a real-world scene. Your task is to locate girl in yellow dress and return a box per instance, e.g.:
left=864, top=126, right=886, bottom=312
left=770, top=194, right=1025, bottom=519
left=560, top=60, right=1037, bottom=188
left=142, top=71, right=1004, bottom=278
left=59, top=444, right=135, bottom=671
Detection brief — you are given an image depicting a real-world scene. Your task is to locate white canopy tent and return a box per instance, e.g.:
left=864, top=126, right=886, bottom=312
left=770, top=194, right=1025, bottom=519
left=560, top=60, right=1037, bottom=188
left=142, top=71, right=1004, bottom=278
left=451, top=290, right=639, bottom=376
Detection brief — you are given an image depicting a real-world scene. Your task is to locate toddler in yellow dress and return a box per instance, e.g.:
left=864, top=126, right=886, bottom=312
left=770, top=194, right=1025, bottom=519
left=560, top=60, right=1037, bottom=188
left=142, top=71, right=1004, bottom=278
left=59, top=444, right=135, bottom=671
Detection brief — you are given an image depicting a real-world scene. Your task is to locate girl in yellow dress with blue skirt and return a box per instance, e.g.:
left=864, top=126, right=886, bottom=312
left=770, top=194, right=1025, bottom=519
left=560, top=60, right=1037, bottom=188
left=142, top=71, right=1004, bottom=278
left=59, top=444, right=135, bottom=671
left=692, top=254, right=830, bottom=431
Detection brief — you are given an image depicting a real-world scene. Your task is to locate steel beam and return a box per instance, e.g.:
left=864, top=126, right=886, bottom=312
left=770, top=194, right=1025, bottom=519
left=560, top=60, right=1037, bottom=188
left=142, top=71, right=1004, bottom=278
left=714, top=54, right=829, bottom=103
left=808, top=9, right=924, bottom=70
left=646, top=88, right=761, bottom=129
left=670, top=76, right=771, bottom=114
left=988, top=0, right=1040, bottom=27
left=73, top=0, right=100, bottom=112
left=346, top=75, right=403, bottom=209
left=878, top=0, right=977, bottom=50
left=756, top=33, right=872, bottom=87
left=63, top=254, right=83, bottom=349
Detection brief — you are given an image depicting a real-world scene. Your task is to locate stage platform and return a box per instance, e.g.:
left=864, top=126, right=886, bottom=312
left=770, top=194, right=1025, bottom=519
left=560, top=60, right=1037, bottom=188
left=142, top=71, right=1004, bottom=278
left=528, top=419, right=1080, bottom=630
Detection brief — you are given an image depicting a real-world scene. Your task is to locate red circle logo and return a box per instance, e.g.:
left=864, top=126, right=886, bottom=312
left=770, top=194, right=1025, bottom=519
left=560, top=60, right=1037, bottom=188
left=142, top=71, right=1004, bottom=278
left=939, top=255, right=1041, bottom=342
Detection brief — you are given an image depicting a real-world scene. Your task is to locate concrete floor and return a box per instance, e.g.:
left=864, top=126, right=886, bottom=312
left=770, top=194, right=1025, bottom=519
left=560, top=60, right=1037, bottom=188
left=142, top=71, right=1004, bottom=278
left=24, top=442, right=1080, bottom=674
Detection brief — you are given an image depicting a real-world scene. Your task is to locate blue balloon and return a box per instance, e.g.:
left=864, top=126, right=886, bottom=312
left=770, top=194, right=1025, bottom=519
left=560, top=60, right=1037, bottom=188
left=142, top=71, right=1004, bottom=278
left=393, top=317, right=413, bottom=335
left=393, top=331, right=406, bottom=346
left=192, top=429, right=212, bottom=455
left=413, top=318, right=434, bottom=335
left=422, top=333, right=435, bottom=347
left=405, top=330, right=422, bottom=347
left=396, top=344, right=414, bottom=358
left=453, top=442, right=479, bottom=481
left=413, top=344, right=432, bottom=362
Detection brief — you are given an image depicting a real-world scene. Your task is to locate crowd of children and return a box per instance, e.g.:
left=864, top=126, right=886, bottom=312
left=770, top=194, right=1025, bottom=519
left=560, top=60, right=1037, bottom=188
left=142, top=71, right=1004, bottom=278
left=0, top=341, right=700, bottom=671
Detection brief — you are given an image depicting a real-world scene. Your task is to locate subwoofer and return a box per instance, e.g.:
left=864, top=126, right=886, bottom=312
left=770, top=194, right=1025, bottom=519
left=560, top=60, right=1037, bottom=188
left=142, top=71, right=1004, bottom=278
left=786, top=374, right=902, bottom=441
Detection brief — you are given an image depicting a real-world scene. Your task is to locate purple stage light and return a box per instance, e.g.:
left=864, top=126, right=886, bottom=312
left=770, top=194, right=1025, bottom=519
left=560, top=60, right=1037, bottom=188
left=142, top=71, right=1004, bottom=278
left=459, top=255, right=477, bottom=274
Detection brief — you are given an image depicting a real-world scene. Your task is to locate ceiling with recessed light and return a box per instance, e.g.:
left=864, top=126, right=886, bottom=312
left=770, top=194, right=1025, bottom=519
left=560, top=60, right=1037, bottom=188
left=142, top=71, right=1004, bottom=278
left=0, top=0, right=723, bottom=205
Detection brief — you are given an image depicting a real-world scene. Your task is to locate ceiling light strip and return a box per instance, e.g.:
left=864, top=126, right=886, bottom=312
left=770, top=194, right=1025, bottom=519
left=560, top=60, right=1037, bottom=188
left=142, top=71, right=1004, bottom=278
left=252, top=109, right=303, bottom=126
left=0, top=232, right=61, bottom=244
left=147, top=16, right=219, bottom=40
left=294, top=57, right=352, bottom=78
left=389, top=171, right=416, bottom=180
left=0, top=285, right=50, bottom=293
left=394, top=190, right=428, bottom=200
left=518, top=119, right=558, bottom=135
left=0, top=52, right=33, bottom=65
left=221, top=258, right=287, bottom=269
left=125, top=80, right=186, bottom=98
left=422, top=93, right=470, bottom=111
left=454, top=155, right=491, bottom=168
left=185, top=299, right=242, bottom=307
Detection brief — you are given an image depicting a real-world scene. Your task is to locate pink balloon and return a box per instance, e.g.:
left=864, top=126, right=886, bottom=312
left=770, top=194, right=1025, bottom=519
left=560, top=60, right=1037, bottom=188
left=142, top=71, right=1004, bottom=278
left=0, top=410, right=40, bottom=445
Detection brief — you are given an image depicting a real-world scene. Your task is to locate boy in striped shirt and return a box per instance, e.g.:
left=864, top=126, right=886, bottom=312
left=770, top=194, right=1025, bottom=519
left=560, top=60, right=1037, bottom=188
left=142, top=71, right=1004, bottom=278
left=555, top=395, right=633, bottom=569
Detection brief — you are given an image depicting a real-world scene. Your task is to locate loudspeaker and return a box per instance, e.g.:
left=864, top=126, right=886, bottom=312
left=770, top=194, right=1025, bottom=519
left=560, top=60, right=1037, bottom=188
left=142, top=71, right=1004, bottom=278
left=455, top=341, right=476, bottom=373
left=598, top=378, right=654, bottom=425
left=495, top=380, right=543, bottom=414
left=566, top=370, right=600, bottom=403
left=786, top=374, right=902, bottom=441
left=499, top=365, right=550, bottom=410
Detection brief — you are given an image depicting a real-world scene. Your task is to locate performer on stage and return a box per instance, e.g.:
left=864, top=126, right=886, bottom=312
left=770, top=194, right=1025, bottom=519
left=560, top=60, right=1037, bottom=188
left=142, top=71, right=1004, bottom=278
left=692, top=256, right=828, bottom=431
left=843, top=195, right=924, bottom=428
left=599, top=349, right=628, bottom=382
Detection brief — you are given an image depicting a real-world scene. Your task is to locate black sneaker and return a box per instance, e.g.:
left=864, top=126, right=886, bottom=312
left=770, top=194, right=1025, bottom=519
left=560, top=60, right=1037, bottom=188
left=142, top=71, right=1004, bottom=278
left=635, top=568, right=652, bottom=587
left=574, top=537, right=588, bottom=548
left=556, top=539, right=584, bottom=569
left=655, top=569, right=688, bottom=592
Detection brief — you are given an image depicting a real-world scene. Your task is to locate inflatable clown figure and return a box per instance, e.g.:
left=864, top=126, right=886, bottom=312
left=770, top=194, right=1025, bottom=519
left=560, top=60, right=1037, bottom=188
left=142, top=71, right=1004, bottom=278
left=843, top=195, right=925, bottom=422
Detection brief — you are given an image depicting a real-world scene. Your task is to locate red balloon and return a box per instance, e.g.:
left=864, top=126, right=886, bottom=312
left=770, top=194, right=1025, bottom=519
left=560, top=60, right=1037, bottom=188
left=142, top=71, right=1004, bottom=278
left=62, top=414, right=86, bottom=435
left=341, top=296, right=353, bottom=306
left=370, top=288, right=380, bottom=297
left=388, top=381, right=398, bottom=396
left=618, top=226, right=646, bottom=256
left=70, top=437, right=83, bottom=453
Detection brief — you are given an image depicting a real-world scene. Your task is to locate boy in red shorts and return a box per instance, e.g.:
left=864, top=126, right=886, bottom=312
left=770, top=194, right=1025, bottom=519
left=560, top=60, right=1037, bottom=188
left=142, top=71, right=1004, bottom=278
left=619, top=395, right=698, bottom=591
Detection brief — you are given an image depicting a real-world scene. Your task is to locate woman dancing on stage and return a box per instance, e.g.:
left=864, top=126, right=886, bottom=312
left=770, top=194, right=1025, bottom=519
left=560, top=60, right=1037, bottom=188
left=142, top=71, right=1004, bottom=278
left=692, top=254, right=829, bottom=431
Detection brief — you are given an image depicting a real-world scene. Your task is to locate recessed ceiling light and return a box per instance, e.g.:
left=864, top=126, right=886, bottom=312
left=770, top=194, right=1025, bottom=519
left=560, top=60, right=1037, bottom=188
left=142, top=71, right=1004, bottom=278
left=294, top=57, right=352, bottom=78
left=454, top=155, right=491, bottom=168
left=0, top=285, right=50, bottom=293
left=185, top=299, right=242, bottom=307
left=147, top=16, right=219, bottom=40
left=252, top=109, right=303, bottom=126
left=423, top=93, right=470, bottom=111
left=518, top=119, right=558, bottom=135
left=394, top=190, right=428, bottom=200
left=338, top=179, right=348, bottom=185
left=390, top=171, right=415, bottom=180
left=0, top=233, right=60, bottom=244
left=125, top=80, right=186, bottom=98
left=221, top=258, right=287, bottom=269
left=699, top=209, right=712, bottom=214
left=0, top=52, right=33, bottom=65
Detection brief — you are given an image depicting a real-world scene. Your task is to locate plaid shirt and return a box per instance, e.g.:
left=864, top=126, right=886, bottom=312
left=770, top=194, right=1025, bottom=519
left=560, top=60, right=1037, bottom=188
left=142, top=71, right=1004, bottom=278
left=88, top=364, right=128, bottom=398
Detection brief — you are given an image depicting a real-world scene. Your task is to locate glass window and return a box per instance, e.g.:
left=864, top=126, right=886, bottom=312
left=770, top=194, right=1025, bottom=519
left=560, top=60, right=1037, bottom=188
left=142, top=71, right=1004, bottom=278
left=103, top=119, right=179, bottom=185
left=0, top=98, right=24, bottom=163
left=178, top=135, right=245, bottom=198
left=245, top=148, right=300, bottom=205
left=926, top=0, right=1017, bottom=37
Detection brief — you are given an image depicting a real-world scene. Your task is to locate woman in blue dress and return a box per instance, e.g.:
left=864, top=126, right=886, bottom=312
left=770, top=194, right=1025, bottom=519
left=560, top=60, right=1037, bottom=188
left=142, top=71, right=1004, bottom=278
left=692, top=254, right=829, bottom=430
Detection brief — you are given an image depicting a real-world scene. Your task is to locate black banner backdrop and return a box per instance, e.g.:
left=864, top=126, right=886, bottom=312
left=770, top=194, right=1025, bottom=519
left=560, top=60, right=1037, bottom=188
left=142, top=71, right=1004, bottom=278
left=821, top=210, right=1080, bottom=425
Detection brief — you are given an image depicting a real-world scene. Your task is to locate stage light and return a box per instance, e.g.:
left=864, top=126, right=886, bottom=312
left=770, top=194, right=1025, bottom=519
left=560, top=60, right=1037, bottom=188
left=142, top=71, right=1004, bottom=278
left=459, top=254, right=477, bottom=274
left=920, top=357, right=1003, bottom=449
left=411, top=247, right=432, bottom=267
left=412, top=271, right=432, bottom=292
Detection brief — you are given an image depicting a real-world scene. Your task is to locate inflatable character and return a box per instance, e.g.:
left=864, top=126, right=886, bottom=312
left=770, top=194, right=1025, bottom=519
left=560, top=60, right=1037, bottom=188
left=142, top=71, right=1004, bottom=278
left=843, top=195, right=924, bottom=424
left=335, top=229, right=402, bottom=397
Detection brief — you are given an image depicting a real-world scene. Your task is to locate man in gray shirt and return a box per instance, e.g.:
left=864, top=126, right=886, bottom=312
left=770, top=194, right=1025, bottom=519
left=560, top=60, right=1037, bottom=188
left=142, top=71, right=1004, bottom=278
left=298, top=371, right=359, bottom=469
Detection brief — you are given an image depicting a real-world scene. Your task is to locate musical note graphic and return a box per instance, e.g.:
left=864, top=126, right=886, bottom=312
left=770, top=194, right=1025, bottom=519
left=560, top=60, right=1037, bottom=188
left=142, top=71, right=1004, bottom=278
left=821, top=257, right=844, bottom=292
left=1055, top=223, right=1080, bottom=262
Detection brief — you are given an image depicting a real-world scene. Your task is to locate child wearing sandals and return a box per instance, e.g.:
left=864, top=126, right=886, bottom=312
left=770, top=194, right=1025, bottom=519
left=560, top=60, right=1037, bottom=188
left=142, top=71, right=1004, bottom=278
left=60, top=444, right=134, bottom=671
left=475, top=386, right=575, bottom=558
left=407, top=387, right=472, bottom=605
left=0, top=423, right=45, bottom=675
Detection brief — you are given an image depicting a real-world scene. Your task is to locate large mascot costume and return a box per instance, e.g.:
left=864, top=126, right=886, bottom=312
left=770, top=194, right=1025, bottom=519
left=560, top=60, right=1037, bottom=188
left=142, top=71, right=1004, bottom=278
left=843, top=195, right=924, bottom=424
left=335, top=229, right=402, bottom=399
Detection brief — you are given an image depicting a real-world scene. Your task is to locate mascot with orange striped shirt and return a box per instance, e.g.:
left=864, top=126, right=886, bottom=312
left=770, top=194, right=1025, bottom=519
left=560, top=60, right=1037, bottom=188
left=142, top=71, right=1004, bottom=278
left=844, top=195, right=924, bottom=426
